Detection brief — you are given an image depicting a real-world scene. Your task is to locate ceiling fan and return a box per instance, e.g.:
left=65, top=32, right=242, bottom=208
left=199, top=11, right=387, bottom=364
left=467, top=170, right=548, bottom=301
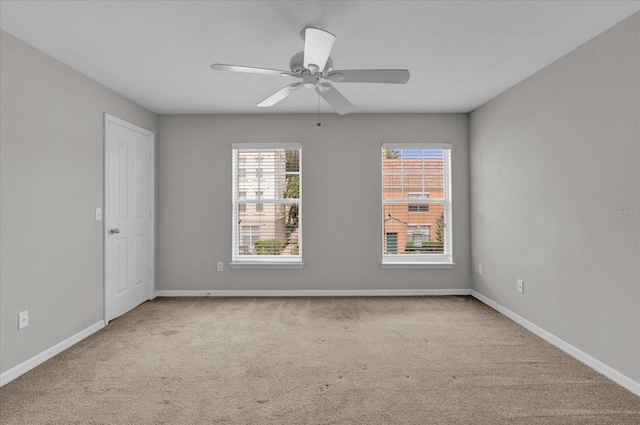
left=211, top=27, right=410, bottom=115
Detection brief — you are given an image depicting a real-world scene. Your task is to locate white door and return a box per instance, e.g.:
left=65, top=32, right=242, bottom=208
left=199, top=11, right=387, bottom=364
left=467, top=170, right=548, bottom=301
left=105, top=114, right=154, bottom=322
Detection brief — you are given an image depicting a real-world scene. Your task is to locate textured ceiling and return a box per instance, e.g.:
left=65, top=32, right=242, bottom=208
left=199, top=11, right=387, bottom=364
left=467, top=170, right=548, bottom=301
left=1, top=1, right=639, bottom=114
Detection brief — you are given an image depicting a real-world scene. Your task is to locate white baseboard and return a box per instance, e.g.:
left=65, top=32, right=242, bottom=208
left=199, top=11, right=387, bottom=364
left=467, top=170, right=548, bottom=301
left=155, top=289, right=472, bottom=297
left=0, top=321, right=105, bottom=387
left=471, top=290, right=640, bottom=397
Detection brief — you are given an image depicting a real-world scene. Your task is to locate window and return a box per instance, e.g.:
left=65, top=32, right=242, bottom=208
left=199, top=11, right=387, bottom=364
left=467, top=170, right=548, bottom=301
left=382, top=143, right=453, bottom=267
left=238, top=191, right=246, bottom=213
left=255, top=191, right=263, bottom=213
left=238, top=158, right=247, bottom=180
left=232, top=143, right=302, bottom=268
left=408, top=193, right=429, bottom=212
left=407, top=225, right=431, bottom=248
left=255, top=155, right=264, bottom=179
left=240, top=226, right=260, bottom=255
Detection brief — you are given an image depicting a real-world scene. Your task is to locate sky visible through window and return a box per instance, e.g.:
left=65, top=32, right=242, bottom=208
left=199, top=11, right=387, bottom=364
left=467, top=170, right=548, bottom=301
left=399, top=149, right=444, bottom=159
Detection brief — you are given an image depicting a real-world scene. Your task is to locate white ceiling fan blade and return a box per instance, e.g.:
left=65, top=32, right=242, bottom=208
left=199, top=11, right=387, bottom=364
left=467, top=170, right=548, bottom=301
left=303, top=28, right=336, bottom=72
left=211, top=64, right=299, bottom=78
left=257, top=83, right=303, bottom=107
left=326, top=69, right=410, bottom=84
left=316, top=84, right=355, bottom=115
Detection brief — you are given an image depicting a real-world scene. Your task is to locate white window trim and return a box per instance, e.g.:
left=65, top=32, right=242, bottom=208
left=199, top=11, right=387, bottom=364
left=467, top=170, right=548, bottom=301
left=231, top=143, right=302, bottom=268
left=230, top=261, right=304, bottom=270
left=381, top=143, right=454, bottom=268
left=380, top=261, right=455, bottom=269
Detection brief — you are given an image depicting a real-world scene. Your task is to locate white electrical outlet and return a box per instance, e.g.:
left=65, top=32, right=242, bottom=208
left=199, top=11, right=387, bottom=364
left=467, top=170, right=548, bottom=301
left=18, top=310, right=29, bottom=329
left=517, top=279, right=524, bottom=293
left=217, top=262, right=224, bottom=272
left=479, top=265, right=483, bottom=275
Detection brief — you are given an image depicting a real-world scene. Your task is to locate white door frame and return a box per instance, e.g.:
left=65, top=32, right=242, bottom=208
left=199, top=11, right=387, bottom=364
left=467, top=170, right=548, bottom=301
left=104, top=113, right=155, bottom=324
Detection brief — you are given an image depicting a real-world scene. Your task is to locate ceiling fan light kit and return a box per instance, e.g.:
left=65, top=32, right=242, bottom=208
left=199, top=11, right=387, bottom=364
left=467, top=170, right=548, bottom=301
left=211, top=27, right=410, bottom=115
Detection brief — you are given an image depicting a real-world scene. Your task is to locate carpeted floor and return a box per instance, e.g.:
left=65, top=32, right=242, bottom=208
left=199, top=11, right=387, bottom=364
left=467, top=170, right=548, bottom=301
left=1, top=296, right=639, bottom=424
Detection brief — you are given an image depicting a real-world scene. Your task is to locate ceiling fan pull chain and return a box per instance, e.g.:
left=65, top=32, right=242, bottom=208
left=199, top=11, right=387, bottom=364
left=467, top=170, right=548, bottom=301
left=317, top=91, right=321, bottom=127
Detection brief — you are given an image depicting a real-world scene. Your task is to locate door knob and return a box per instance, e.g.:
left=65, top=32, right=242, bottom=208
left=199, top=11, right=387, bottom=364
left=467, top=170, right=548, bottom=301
left=110, top=228, right=121, bottom=234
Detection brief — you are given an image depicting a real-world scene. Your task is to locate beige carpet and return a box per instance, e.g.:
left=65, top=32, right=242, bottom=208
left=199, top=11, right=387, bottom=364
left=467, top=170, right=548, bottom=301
left=1, top=296, right=639, bottom=424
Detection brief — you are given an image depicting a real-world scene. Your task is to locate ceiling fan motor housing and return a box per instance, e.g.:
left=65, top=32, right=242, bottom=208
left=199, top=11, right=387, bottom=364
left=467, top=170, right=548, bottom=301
left=290, top=51, right=333, bottom=75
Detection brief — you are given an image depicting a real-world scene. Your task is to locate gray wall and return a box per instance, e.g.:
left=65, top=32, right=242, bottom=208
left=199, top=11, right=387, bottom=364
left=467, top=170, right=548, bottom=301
left=0, top=30, right=157, bottom=374
left=470, top=13, right=639, bottom=381
left=158, top=114, right=470, bottom=292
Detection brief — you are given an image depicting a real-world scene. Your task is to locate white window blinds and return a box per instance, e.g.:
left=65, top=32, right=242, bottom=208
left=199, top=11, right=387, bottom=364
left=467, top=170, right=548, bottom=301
left=232, top=143, right=302, bottom=267
left=381, top=143, right=453, bottom=266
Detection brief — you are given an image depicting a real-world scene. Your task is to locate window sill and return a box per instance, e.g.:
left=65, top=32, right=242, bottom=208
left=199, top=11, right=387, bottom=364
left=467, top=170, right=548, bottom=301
left=230, top=262, right=304, bottom=270
left=380, top=262, right=455, bottom=269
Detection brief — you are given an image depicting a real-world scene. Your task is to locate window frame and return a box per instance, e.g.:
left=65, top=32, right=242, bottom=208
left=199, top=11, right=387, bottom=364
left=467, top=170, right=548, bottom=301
left=231, top=143, right=303, bottom=269
left=381, top=143, right=454, bottom=268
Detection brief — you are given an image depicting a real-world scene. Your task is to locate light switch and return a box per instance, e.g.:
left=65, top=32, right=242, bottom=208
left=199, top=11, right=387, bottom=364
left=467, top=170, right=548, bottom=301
left=96, top=207, right=102, bottom=220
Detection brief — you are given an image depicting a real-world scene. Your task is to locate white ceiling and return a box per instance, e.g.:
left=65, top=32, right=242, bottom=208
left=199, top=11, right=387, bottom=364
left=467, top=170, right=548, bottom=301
left=1, top=1, right=639, bottom=115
